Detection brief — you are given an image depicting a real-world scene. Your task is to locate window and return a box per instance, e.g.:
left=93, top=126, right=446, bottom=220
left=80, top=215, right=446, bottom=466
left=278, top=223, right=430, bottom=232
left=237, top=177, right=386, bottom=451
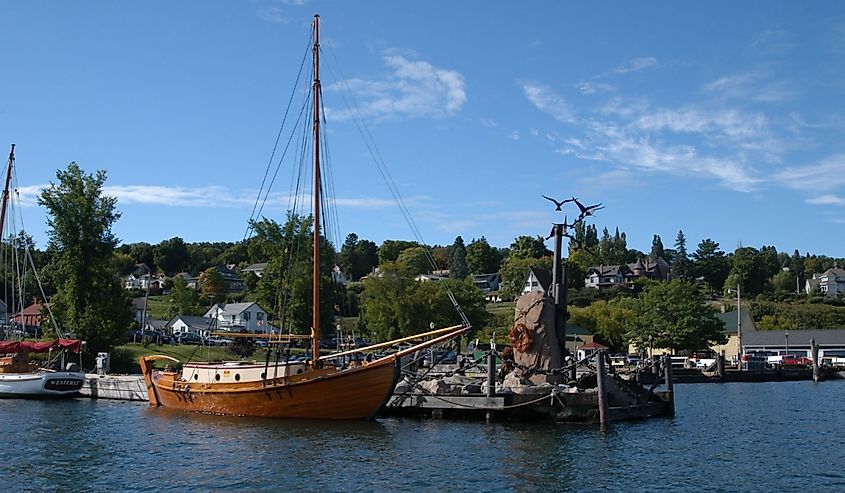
left=257, top=312, right=264, bottom=321
left=244, top=312, right=251, bottom=321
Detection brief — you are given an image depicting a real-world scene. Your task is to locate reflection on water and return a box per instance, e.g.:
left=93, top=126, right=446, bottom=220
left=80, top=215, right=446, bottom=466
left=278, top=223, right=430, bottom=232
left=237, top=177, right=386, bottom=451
left=1, top=381, right=845, bottom=492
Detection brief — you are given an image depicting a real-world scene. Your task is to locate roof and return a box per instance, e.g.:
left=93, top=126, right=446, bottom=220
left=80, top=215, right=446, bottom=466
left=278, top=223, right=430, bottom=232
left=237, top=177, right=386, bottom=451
left=144, top=319, right=169, bottom=330
left=821, top=267, right=845, bottom=278
left=566, top=324, right=594, bottom=336
left=743, top=328, right=845, bottom=347
left=472, top=273, right=500, bottom=282
left=206, top=302, right=267, bottom=317
left=586, top=265, right=625, bottom=276
left=242, top=263, right=268, bottom=272
left=580, top=341, right=608, bottom=350
left=528, top=267, right=552, bottom=292
left=168, top=315, right=216, bottom=330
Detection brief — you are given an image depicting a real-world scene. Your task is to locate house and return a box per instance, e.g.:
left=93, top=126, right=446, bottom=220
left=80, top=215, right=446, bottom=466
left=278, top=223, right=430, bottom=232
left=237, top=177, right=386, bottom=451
left=584, top=265, right=627, bottom=290
left=167, top=314, right=216, bottom=339
left=483, top=291, right=502, bottom=303
left=241, top=262, right=268, bottom=278
left=566, top=325, right=595, bottom=354
left=203, top=302, right=270, bottom=334
left=143, top=319, right=169, bottom=333
left=576, top=340, right=609, bottom=361
left=472, top=273, right=501, bottom=293
left=585, top=257, right=671, bottom=290
left=11, top=301, right=47, bottom=328
left=415, top=273, right=447, bottom=282
left=0, top=299, right=7, bottom=325
left=805, top=268, right=845, bottom=297
left=522, top=267, right=552, bottom=296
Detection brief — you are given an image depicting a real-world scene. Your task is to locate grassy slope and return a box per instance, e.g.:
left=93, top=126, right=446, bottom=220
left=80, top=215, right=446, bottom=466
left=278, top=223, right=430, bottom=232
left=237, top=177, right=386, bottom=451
left=112, top=342, right=233, bottom=373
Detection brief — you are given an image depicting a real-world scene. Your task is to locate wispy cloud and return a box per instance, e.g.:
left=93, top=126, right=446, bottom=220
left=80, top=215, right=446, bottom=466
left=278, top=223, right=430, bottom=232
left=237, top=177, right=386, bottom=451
left=519, top=82, right=577, bottom=124
left=612, top=57, right=658, bottom=74
left=257, top=0, right=309, bottom=24
left=575, top=81, right=615, bottom=95
left=17, top=184, right=409, bottom=210
left=807, top=194, right=845, bottom=206
left=775, top=154, right=845, bottom=192
left=703, top=70, right=792, bottom=103
left=328, top=55, right=466, bottom=120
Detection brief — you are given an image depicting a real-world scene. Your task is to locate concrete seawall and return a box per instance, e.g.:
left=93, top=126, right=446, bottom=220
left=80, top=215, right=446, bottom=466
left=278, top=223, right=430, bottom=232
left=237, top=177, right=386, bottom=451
left=81, top=374, right=147, bottom=401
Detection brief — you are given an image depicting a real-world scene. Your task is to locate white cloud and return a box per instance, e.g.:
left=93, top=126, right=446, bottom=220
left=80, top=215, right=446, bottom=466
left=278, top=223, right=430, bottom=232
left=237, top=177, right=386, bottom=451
left=775, top=154, right=845, bottom=192
left=612, top=57, right=658, bottom=74
left=807, top=194, right=845, bottom=206
left=575, top=81, right=614, bottom=95
left=520, top=82, right=577, bottom=124
left=703, top=70, right=792, bottom=103
left=329, top=55, right=466, bottom=120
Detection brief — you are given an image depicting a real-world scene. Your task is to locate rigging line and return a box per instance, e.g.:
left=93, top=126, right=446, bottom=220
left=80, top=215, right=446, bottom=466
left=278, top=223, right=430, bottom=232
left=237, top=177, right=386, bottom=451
left=324, top=45, right=470, bottom=325
left=318, top=78, right=342, bottom=258
left=245, top=30, right=314, bottom=240
left=250, top=82, right=312, bottom=237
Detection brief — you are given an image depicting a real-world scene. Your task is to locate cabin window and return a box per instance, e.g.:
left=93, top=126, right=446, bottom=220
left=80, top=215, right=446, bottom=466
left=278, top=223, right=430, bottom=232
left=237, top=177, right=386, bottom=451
left=214, top=374, right=221, bottom=381
left=257, top=313, right=264, bottom=321
left=260, top=372, right=266, bottom=379
left=235, top=374, right=241, bottom=381
left=193, top=374, right=198, bottom=380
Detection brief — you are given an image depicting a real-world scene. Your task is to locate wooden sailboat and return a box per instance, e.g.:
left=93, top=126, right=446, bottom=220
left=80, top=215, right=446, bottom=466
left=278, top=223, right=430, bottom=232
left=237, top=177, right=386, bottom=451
left=140, top=16, right=468, bottom=419
left=0, top=144, right=86, bottom=398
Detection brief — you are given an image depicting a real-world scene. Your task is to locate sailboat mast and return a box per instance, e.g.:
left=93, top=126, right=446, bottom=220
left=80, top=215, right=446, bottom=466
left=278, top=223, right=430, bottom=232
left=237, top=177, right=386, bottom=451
left=311, top=14, right=322, bottom=369
left=0, top=144, right=15, bottom=240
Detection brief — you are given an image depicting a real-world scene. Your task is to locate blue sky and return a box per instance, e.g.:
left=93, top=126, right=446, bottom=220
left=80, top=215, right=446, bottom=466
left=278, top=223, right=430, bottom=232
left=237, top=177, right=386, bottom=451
left=1, top=1, right=844, bottom=258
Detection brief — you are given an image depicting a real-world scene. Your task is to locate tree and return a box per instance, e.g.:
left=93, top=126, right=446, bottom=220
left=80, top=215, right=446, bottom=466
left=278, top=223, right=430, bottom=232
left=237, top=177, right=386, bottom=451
left=448, top=236, right=468, bottom=280
left=127, top=242, right=156, bottom=270
left=155, top=237, right=189, bottom=275
left=649, top=234, right=665, bottom=261
left=672, top=230, right=691, bottom=280
left=724, top=246, right=766, bottom=296
left=338, top=233, right=379, bottom=281
left=168, top=276, right=201, bottom=317
left=627, top=280, right=727, bottom=354
left=466, top=237, right=499, bottom=274
left=692, top=239, right=730, bottom=292
left=509, top=235, right=550, bottom=260
left=39, top=163, right=133, bottom=355
left=200, top=267, right=226, bottom=304
left=568, top=297, right=638, bottom=352
left=396, top=247, right=431, bottom=275
left=378, top=239, right=419, bottom=263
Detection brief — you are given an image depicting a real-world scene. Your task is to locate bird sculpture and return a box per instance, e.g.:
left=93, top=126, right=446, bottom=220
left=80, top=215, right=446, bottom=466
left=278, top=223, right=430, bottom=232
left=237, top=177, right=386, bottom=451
left=541, top=195, right=574, bottom=211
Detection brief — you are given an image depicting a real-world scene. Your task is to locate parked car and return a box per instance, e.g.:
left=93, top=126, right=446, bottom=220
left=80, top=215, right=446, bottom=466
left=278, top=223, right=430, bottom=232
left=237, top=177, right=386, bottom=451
left=176, top=332, right=203, bottom=345
left=206, top=336, right=233, bottom=346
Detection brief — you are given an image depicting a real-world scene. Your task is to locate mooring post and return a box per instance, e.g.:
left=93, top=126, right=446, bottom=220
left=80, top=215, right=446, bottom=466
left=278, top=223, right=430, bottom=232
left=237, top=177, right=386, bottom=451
left=664, top=354, right=675, bottom=415
left=596, top=350, right=608, bottom=426
left=486, top=348, right=496, bottom=422
left=811, top=338, right=821, bottom=383
left=717, top=350, right=725, bottom=381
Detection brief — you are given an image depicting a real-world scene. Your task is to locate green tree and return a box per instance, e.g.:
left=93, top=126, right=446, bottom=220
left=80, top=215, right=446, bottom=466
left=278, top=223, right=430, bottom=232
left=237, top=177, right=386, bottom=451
left=448, top=236, right=468, bottom=280
left=509, top=235, right=550, bottom=260
left=627, top=280, right=727, bottom=354
left=396, top=247, right=431, bottom=275
left=378, top=239, right=419, bottom=263
left=155, top=237, right=189, bottom=275
left=39, top=163, right=133, bottom=355
left=127, top=242, right=156, bottom=270
left=200, top=267, right=227, bottom=304
left=649, top=234, right=665, bottom=261
left=724, top=246, right=766, bottom=296
left=568, top=297, right=638, bottom=352
left=168, top=276, right=201, bottom=317
left=692, top=239, right=730, bottom=293
left=672, top=230, right=691, bottom=280
left=338, top=233, right=379, bottom=281
left=466, top=237, right=499, bottom=274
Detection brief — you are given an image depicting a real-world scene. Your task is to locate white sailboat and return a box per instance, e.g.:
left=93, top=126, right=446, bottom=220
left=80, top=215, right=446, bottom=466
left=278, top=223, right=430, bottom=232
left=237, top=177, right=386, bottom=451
left=0, top=144, right=85, bottom=398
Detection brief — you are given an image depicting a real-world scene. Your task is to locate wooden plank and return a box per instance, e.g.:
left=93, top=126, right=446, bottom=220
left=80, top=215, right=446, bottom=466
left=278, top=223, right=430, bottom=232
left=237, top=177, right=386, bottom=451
left=391, top=395, right=505, bottom=410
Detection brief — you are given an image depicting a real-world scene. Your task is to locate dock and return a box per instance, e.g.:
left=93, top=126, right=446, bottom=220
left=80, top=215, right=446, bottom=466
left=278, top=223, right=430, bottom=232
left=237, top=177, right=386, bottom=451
left=80, top=374, right=147, bottom=401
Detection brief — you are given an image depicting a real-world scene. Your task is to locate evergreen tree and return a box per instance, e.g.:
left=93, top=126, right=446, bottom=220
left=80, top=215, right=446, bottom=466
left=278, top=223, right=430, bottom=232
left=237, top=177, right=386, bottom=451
left=155, top=237, right=189, bottom=275
left=672, top=230, right=691, bottom=280
left=649, top=234, right=665, bottom=261
left=39, top=163, right=133, bottom=355
left=691, top=238, right=730, bottom=292
left=448, top=236, right=469, bottom=280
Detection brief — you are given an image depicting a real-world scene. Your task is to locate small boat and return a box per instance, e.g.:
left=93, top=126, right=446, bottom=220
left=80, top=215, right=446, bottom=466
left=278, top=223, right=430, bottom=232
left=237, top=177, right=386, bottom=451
left=0, top=145, right=85, bottom=398
left=141, top=15, right=469, bottom=420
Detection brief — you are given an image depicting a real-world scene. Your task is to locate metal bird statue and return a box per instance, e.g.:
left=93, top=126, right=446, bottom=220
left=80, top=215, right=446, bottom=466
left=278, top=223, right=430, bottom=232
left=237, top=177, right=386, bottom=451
left=541, top=195, right=575, bottom=211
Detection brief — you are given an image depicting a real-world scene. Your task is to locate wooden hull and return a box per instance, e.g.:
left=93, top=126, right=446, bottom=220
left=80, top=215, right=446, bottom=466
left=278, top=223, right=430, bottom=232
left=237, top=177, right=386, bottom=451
left=141, top=357, right=399, bottom=420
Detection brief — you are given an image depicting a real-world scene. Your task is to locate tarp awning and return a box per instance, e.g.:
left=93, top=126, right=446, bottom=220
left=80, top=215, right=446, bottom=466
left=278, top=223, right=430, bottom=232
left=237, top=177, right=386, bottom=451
left=0, top=339, right=82, bottom=354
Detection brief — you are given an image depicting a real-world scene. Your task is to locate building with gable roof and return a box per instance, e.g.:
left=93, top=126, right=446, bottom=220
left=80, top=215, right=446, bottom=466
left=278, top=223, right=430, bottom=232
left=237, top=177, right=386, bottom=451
left=805, top=267, right=845, bottom=297
left=204, top=302, right=270, bottom=334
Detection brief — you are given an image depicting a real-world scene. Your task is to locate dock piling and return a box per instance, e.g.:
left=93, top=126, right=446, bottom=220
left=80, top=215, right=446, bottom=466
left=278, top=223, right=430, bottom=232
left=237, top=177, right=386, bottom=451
left=811, top=338, right=821, bottom=383
left=664, top=354, right=675, bottom=415
left=717, top=351, right=725, bottom=381
left=486, top=349, right=496, bottom=422
left=596, top=350, right=608, bottom=426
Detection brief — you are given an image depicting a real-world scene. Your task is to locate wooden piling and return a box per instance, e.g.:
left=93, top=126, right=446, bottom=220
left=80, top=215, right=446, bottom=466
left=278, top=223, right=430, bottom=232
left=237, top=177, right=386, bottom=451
left=596, top=350, right=608, bottom=425
left=664, top=354, right=675, bottom=415
left=486, top=350, right=496, bottom=422
left=717, top=351, right=725, bottom=381
left=811, top=338, right=821, bottom=383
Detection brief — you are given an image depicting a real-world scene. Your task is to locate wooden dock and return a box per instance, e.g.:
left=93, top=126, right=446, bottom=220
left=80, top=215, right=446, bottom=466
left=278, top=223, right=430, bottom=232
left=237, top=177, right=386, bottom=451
left=80, top=374, right=147, bottom=401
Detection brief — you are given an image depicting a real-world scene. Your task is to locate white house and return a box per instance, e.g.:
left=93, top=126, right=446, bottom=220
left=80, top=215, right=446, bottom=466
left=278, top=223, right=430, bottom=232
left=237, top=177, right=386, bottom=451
left=204, top=302, right=271, bottom=334
left=522, top=267, right=551, bottom=296
left=242, top=263, right=268, bottom=278
left=805, top=268, right=845, bottom=297
left=584, top=265, right=626, bottom=290
left=168, top=315, right=216, bottom=338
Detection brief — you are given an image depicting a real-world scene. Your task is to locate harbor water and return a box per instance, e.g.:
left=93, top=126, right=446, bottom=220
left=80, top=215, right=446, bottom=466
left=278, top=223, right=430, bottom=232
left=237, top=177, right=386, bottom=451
left=1, top=380, right=844, bottom=492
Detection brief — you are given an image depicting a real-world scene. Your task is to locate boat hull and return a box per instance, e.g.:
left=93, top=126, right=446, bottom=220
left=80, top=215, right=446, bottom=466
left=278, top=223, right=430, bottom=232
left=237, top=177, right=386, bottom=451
left=141, top=357, right=399, bottom=420
left=0, top=371, right=85, bottom=399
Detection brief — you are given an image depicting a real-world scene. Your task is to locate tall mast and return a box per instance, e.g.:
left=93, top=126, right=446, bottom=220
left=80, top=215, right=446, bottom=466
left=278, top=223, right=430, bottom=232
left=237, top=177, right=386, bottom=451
left=311, top=14, right=322, bottom=369
left=0, top=144, right=15, bottom=240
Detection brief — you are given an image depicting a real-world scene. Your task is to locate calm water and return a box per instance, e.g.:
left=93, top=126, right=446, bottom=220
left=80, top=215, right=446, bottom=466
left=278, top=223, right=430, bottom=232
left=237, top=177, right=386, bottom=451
left=1, top=381, right=844, bottom=492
